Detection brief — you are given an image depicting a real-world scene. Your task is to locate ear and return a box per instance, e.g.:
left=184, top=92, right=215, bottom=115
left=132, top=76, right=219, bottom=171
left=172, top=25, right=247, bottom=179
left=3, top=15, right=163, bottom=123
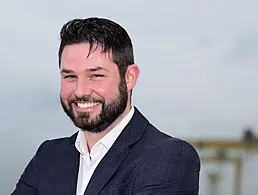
left=125, top=64, right=140, bottom=91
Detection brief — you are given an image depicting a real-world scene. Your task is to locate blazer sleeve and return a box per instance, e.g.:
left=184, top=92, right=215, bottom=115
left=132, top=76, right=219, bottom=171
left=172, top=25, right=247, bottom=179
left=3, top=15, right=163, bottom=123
left=10, top=140, right=49, bottom=195
left=132, top=140, right=201, bottom=195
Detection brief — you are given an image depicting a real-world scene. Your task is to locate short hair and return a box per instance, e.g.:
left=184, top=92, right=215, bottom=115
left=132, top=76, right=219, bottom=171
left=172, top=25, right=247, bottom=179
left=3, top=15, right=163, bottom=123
left=58, top=17, right=134, bottom=77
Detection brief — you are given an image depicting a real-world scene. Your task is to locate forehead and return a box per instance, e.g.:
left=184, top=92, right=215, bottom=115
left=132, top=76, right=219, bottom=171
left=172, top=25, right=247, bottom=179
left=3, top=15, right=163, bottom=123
left=60, top=43, right=117, bottom=71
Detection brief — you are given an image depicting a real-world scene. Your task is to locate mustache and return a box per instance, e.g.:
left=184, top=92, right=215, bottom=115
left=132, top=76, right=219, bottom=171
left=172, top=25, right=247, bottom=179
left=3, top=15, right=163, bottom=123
left=68, top=96, right=104, bottom=104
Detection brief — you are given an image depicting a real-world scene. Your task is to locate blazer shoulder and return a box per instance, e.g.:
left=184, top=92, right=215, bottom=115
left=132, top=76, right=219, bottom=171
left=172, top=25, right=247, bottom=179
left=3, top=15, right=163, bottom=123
left=147, top=136, right=200, bottom=162
left=144, top=124, right=200, bottom=168
left=146, top=124, right=198, bottom=151
left=164, top=137, right=199, bottom=157
left=12, top=134, right=78, bottom=193
left=34, top=133, right=78, bottom=162
left=133, top=128, right=201, bottom=193
left=36, top=137, right=69, bottom=153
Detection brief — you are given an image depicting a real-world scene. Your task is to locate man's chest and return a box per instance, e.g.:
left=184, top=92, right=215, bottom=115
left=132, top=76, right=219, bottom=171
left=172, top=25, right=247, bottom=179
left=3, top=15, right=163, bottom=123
left=37, top=154, right=143, bottom=195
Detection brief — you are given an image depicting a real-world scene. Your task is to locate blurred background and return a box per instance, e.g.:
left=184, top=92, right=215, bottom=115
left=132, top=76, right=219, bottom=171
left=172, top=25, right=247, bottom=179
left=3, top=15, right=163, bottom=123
left=0, top=0, right=258, bottom=194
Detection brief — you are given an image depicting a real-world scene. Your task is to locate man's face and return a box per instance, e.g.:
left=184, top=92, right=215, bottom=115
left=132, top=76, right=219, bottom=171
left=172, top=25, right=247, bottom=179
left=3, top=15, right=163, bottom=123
left=60, top=43, right=129, bottom=133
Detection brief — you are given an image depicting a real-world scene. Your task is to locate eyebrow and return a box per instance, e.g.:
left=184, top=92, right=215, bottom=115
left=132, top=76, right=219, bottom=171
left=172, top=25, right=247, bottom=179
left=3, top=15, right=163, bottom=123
left=60, top=69, right=74, bottom=74
left=60, top=66, right=109, bottom=74
left=87, top=66, right=109, bottom=72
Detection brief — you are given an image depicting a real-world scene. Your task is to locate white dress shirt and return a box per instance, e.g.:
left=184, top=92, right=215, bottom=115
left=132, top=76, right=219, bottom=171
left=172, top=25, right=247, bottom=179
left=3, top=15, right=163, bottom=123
left=75, top=107, right=135, bottom=195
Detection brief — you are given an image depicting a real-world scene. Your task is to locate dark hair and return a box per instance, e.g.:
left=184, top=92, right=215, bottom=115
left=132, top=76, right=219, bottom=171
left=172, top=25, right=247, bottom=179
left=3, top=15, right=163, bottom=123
left=58, top=17, right=134, bottom=77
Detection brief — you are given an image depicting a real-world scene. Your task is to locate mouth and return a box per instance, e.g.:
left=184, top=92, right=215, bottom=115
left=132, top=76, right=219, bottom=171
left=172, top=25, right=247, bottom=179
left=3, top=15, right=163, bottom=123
left=75, top=101, right=101, bottom=109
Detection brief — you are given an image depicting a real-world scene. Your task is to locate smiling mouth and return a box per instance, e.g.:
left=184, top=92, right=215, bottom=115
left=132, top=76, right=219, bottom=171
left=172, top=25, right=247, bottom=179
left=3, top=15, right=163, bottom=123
left=76, top=102, right=100, bottom=108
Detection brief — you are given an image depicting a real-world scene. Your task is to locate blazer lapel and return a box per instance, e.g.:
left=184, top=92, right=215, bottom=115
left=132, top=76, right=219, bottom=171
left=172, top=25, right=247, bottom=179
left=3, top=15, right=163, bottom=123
left=84, top=107, right=149, bottom=195
left=53, top=132, right=80, bottom=195
left=68, top=132, right=80, bottom=195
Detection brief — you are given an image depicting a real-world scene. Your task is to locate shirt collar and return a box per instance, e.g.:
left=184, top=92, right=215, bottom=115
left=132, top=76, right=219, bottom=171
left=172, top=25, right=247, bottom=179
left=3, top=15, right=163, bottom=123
left=75, top=130, right=88, bottom=155
left=75, top=106, right=135, bottom=155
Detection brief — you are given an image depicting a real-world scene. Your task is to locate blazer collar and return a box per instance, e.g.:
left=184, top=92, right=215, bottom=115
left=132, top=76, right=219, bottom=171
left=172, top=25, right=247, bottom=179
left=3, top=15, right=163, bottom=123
left=68, top=107, right=149, bottom=195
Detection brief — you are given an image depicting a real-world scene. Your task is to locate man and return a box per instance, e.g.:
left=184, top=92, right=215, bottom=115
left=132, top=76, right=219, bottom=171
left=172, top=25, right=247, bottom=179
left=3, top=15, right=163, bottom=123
left=11, top=17, right=200, bottom=195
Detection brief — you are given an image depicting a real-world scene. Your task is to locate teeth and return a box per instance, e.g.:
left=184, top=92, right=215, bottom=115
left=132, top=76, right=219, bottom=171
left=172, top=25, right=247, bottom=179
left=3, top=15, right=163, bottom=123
left=77, top=102, right=99, bottom=108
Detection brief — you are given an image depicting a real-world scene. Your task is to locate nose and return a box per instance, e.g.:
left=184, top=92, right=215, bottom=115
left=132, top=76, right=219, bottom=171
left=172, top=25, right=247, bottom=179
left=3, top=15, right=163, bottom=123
left=74, top=78, right=92, bottom=98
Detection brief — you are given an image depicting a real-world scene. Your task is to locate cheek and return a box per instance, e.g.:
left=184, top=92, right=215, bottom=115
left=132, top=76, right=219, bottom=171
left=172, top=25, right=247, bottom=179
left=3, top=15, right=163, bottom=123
left=61, top=83, right=74, bottom=99
left=93, top=81, right=120, bottom=99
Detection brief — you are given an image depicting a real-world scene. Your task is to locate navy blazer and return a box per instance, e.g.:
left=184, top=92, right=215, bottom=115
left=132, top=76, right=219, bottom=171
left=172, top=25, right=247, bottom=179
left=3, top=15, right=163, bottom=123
left=11, top=107, right=200, bottom=195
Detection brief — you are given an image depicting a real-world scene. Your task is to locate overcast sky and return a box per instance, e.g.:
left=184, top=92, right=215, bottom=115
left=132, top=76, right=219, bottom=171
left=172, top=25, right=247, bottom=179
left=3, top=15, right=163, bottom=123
left=0, top=0, right=258, bottom=194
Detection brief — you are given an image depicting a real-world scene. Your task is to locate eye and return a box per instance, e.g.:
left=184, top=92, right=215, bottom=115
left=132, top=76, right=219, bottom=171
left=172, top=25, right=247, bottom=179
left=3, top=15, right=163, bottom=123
left=91, top=74, right=104, bottom=78
left=64, top=75, right=77, bottom=79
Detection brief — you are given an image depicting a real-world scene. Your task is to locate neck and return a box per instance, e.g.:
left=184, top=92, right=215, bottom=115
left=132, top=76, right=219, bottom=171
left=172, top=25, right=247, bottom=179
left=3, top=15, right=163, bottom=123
left=84, top=104, right=132, bottom=152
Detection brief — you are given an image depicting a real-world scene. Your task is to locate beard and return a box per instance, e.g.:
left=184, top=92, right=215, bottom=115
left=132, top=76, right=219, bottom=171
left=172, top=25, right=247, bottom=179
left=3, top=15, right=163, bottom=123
left=60, top=78, right=128, bottom=133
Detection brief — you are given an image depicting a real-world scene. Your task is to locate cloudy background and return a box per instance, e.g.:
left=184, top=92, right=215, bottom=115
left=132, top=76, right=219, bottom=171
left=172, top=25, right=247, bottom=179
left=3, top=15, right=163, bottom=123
left=0, top=0, right=258, bottom=194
